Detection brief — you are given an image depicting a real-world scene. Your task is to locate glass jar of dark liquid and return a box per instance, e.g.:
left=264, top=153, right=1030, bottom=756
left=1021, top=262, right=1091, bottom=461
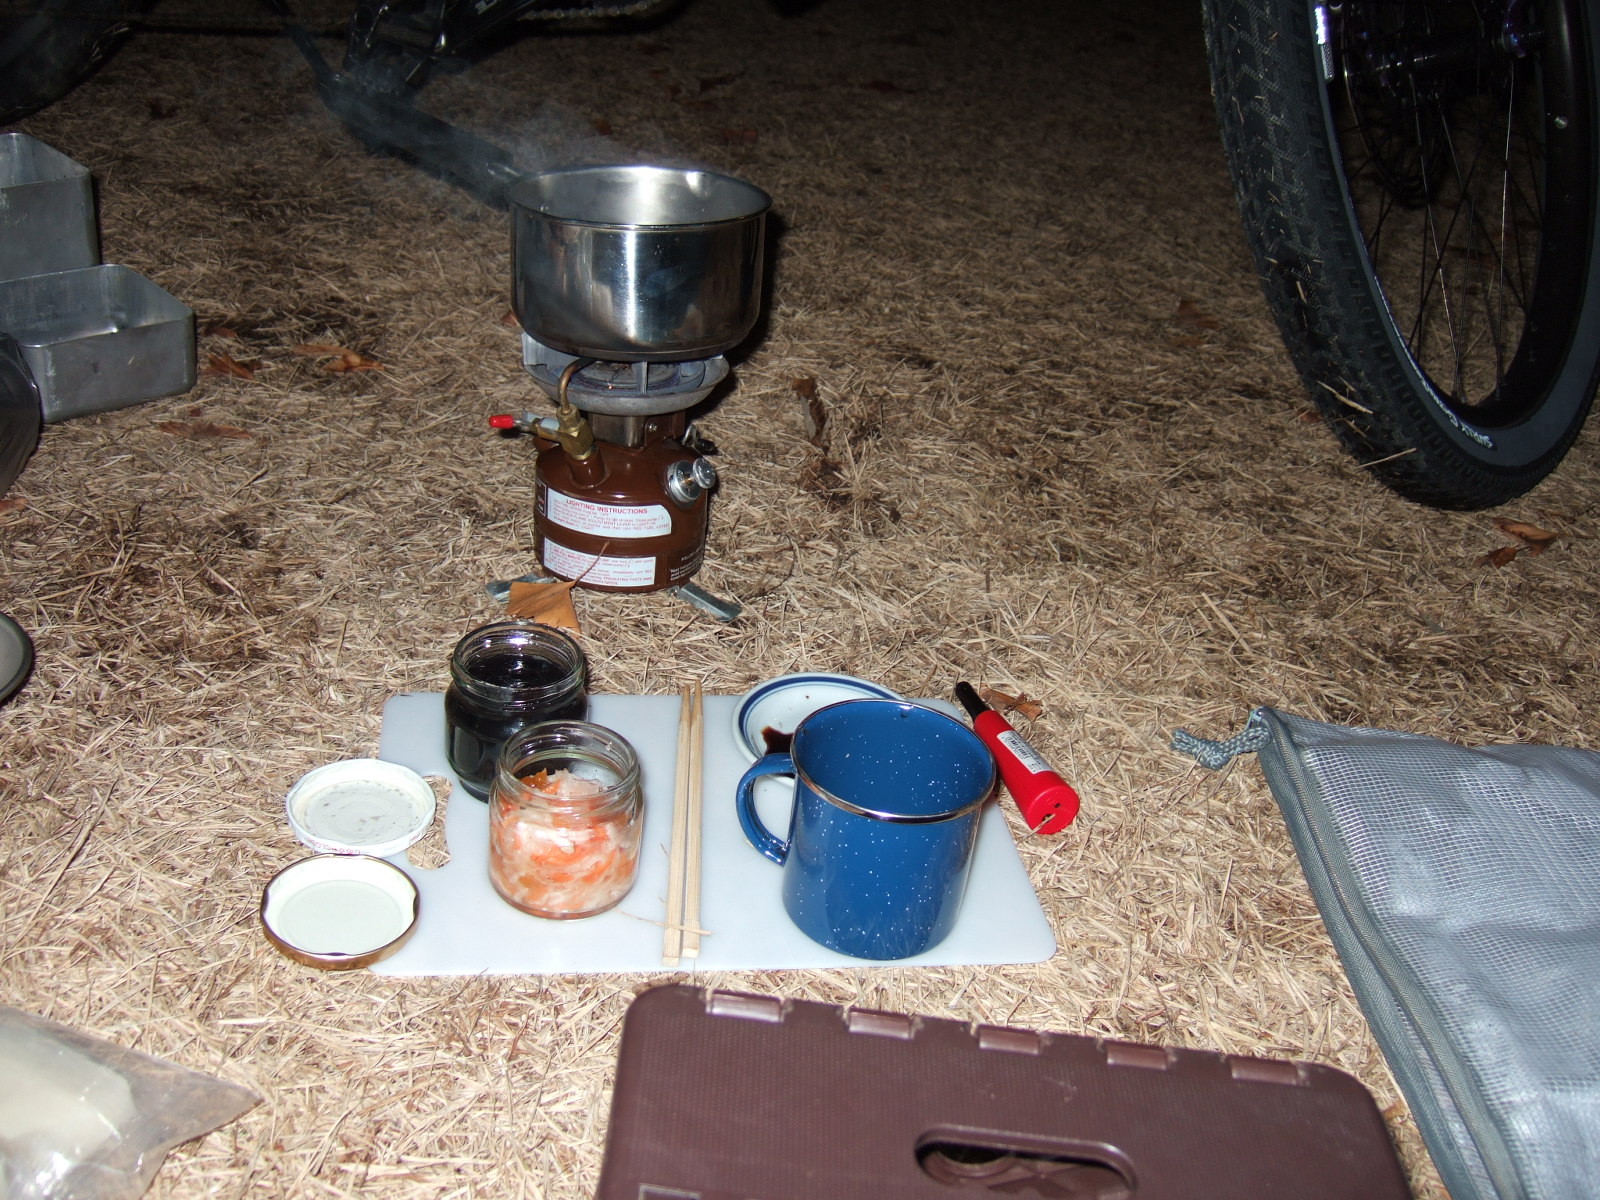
left=444, top=620, right=588, bottom=799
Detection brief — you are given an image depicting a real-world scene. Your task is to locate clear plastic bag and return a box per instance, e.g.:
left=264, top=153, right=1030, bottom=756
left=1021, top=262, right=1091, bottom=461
left=0, top=1007, right=258, bottom=1200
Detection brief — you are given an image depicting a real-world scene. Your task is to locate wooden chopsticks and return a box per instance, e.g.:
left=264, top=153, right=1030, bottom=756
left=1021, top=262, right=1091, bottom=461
left=682, top=680, right=705, bottom=960
left=663, top=681, right=704, bottom=966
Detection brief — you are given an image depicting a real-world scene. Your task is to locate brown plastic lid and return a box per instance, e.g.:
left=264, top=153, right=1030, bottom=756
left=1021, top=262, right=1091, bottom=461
left=596, top=984, right=1412, bottom=1199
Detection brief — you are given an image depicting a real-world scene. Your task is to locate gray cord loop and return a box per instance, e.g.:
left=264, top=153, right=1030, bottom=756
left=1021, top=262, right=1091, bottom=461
left=1170, top=710, right=1270, bottom=769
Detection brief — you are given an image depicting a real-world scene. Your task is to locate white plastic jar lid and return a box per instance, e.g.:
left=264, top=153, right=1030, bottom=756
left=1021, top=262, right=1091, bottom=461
left=285, top=758, right=435, bottom=858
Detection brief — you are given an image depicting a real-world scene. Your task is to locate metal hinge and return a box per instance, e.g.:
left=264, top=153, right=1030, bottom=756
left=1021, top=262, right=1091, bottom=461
left=706, top=989, right=786, bottom=1023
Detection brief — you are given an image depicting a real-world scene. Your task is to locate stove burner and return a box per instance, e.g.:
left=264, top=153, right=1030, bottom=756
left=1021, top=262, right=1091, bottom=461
left=523, top=336, right=729, bottom=416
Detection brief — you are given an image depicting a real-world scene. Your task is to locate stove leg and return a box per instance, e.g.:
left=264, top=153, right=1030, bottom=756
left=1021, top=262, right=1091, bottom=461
left=670, top=583, right=741, bottom=623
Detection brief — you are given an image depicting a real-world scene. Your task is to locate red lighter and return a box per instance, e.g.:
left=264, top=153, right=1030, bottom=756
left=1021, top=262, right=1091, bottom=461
left=955, top=682, right=1080, bottom=834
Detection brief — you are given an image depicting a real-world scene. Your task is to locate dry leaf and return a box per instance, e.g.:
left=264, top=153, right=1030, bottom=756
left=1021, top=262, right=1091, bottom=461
left=1173, top=298, right=1221, bottom=331
left=591, top=117, right=614, bottom=137
left=202, top=353, right=257, bottom=380
left=325, top=351, right=384, bottom=373
left=793, top=377, right=826, bottom=445
left=980, top=687, right=1044, bottom=721
left=201, top=322, right=241, bottom=339
left=506, top=579, right=581, bottom=632
left=1492, top=518, right=1557, bottom=555
left=720, top=128, right=759, bottom=144
left=698, top=72, right=740, bottom=93
left=0, top=497, right=26, bottom=515
left=864, top=79, right=910, bottom=94
left=1478, top=545, right=1521, bottom=569
left=157, top=420, right=253, bottom=440
left=293, top=342, right=385, bottom=372
left=1167, top=334, right=1206, bottom=349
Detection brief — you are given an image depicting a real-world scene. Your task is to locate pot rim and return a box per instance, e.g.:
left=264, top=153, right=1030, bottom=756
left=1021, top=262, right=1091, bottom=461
left=508, top=163, right=771, bottom=231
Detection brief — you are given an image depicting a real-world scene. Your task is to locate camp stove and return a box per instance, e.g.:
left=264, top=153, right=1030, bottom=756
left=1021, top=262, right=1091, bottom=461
left=492, top=165, right=770, bottom=619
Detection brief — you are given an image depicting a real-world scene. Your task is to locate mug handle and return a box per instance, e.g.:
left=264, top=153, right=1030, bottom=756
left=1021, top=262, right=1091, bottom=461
left=735, top=753, right=794, bottom=865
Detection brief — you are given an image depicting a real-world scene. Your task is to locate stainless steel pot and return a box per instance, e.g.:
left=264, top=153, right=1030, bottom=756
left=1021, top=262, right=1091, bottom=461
left=510, top=165, right=770, bottom=362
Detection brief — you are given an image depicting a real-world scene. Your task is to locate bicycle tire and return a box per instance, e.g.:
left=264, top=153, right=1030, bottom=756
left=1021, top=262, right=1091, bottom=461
left=1202, top=0, right=1600, bottom=510
left=0, top=1, right=138, bottom=124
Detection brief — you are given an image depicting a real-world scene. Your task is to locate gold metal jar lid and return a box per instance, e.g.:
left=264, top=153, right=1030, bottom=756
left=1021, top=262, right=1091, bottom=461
left=260, top=854, right=419, bottom=971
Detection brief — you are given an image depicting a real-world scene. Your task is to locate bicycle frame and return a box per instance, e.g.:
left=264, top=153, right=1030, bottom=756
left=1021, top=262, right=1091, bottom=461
left=343, top=0, right=672, bottom=88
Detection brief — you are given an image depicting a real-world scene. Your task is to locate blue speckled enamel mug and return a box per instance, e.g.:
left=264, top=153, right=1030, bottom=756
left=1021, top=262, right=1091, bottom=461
left=735, top=698, right=997, bottom=960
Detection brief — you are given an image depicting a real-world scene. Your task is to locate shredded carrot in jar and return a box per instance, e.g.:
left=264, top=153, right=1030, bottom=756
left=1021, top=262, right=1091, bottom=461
left=489, top=767, right=641, bottom=918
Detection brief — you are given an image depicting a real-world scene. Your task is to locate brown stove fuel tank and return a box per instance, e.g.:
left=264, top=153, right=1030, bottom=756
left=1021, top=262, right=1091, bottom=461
left=534, top=439, right=709, bottom=593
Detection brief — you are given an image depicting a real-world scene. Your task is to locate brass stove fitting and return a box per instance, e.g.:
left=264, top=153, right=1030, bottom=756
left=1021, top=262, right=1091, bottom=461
left=553, top=359, right=597, bottom=461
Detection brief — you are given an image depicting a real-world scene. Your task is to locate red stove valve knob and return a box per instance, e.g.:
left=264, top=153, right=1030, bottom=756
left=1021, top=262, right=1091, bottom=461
left=489, top=413, right=561, bottom=439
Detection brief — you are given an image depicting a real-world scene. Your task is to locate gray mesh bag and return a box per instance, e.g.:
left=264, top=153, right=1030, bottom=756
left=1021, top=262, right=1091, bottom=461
left=1174, top=708, right=1600, bottom=1200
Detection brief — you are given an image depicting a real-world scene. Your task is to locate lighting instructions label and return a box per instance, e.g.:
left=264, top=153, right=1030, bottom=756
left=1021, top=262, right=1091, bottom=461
left=546, top=490, right=671, bottom=539
left=542, top=539, right=658, bottom=589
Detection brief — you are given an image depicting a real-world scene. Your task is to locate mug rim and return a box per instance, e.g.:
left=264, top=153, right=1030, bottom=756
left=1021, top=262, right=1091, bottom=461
left=791, top=699, right=996, bottom=824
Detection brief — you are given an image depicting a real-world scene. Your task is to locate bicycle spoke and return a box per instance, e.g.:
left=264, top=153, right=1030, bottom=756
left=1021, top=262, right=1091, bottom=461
left=1333, top=0, right=1563, bottom=412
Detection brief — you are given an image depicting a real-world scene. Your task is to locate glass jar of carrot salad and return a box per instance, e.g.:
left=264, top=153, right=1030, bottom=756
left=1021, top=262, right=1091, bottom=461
left=488, top=720, right=643, bottom=919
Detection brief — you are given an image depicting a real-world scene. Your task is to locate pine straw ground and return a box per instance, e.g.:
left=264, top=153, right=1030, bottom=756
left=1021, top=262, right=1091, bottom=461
left=2, top=0, right=1598, bottom=1195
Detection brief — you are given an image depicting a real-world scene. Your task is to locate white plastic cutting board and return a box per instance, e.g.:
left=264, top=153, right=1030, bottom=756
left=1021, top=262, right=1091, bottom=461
left=372, top=692, right=1057, bottom=975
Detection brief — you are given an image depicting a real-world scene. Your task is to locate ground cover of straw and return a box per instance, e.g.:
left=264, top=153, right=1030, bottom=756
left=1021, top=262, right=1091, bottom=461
left=3, top=0, right=1597, bottom=1195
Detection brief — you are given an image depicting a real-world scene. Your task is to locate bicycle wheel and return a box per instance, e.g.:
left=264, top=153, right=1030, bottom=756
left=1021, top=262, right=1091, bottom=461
left=1203, top=0, right=1600, bottom=509
left=0, top=1, right=137, bottom=124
